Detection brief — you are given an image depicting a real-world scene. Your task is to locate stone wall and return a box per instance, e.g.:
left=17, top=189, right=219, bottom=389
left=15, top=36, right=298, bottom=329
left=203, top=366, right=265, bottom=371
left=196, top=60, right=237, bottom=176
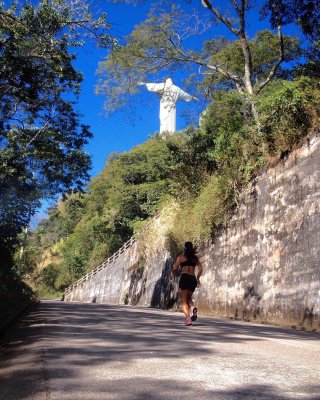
left=194, top=135, right=320, bottom=330
left=64, top=239, right=140, bottom=305
left=65, top=136, right=320, bottom=331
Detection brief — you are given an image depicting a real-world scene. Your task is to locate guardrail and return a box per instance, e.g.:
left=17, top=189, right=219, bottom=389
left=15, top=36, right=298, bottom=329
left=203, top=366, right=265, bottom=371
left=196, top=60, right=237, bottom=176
left=64, top=204, right=173, bottom=295
left=64, top=236, right=136, bottom=293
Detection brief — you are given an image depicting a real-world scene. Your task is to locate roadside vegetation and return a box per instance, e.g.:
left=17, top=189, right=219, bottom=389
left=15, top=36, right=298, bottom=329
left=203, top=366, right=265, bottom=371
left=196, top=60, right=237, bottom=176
left=0, top=0, right=111, bottom=306
left=24, top=76, right=320, bottom=296
left=1, top=1, right=319, bottom=297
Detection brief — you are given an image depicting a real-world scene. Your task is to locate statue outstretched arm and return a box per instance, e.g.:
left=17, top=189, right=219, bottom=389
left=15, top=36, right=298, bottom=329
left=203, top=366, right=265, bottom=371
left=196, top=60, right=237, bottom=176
left=145, top=82, right=165, bottom=93
left=138, top=81, right=165, bottom=94
left=177, top=88, right=198, bottom=102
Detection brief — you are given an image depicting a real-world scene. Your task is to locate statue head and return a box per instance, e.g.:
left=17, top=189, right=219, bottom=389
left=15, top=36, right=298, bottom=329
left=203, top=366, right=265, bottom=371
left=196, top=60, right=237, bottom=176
left=165, top=78, right=173, bottom=86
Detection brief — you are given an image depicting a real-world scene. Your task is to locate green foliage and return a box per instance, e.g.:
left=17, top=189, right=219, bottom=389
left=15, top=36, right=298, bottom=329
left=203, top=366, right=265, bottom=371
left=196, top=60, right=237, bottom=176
left=0, top=0, right=112, bottom=270
left=87, top=136, right=175, bottom=226
left=203, top=91, right=264, bottom=184
left=20, top=0, right=320, bottom=290
left=262, top=0, right=320, bottom=77
left=258, top=78, right=320, bottom=155
left=164, top=91, right=255, bottom=245
left=194, top=175, right=235, bottom=238
left=40, top=264, right=59, bottom=290
left=168, top=174, right=236, bottom=246
left=163, top=78, right=319, bottom=249
left=59, top=216, right=119, bottom=278
left=54, top=265, right=73, bottom=292
left=26, top=136, right=177, bottom=288
left=28, top=77, right=319, bottom=291
left=203, top=30, right=300, bottom=90
left=34, top=262, right=65, bottom=297
left=59, top=195, right=86, bottom=236
left=164, top=131, right=211, bottom=196
left=97, top=0, right=301, bottom=124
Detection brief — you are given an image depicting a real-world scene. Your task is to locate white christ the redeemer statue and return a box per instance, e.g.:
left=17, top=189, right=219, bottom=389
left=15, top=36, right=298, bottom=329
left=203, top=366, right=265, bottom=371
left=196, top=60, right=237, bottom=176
left=138, top=78, right=197, bottom=134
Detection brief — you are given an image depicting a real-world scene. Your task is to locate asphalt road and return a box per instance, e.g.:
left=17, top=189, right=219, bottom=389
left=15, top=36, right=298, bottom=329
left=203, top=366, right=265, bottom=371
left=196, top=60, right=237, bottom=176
left=0, top=300, right=319, bottom=400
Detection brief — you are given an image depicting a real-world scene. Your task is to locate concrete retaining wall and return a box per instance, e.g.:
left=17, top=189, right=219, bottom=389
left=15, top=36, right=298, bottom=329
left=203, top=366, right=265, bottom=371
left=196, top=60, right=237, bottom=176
left=195, top=135, right=320, bottom=330
left=64, top=239, right=140, bottom=304
left=65, top=136, right=320, bottom=331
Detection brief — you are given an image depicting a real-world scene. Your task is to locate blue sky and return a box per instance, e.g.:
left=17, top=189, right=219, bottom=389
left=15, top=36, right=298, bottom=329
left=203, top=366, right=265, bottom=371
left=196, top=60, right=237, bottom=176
left=3, top=0, right=302, bottom=185
left=75, top=1, right=156, bottom=178
left=77, top=1, right=204, bottom=178
left=74, top=0, right=302, bottom=179
left=1, top=0, right=304, bottom=225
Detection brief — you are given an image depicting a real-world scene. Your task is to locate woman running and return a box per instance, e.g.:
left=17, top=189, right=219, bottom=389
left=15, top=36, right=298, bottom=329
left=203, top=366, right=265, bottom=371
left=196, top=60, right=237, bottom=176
left=170, top=241, right=203, bottom=326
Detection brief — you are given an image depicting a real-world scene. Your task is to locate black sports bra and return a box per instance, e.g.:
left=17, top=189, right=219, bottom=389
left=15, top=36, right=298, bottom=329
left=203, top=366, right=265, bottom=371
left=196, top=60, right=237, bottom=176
left=180, top=258, right=196, bottom=268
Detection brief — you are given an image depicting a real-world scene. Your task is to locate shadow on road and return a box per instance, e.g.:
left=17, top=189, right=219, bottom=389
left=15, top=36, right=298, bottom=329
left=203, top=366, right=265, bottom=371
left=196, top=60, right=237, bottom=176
left=0, top=301, right=319, bottom=400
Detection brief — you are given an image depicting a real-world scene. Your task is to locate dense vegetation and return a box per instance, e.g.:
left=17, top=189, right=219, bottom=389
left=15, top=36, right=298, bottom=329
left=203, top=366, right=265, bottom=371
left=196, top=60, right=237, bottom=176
left=1, top=0, right=319, bottom=298
left=0, top=0, right=111, bottom=307
left=24, top=76, right=320, bottom=296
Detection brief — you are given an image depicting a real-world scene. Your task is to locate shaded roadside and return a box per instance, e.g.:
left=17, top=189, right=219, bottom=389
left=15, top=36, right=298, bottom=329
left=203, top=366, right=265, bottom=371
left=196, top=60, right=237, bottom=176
left=0, top=273, right=38, bottom=344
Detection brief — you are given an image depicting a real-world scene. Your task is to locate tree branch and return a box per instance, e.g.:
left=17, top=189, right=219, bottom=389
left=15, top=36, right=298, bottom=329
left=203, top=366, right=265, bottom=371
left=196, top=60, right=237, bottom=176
left=201, top=0, right=240, bottom=36
left=25, top=112, right=61, bottom=149
left=165, top=30, right=245, bottom=91
left=231, top=0, right=241, bottom=17
left=239, top=0, right=246, bottom=34
left=255, top=24, right=284, bottom=95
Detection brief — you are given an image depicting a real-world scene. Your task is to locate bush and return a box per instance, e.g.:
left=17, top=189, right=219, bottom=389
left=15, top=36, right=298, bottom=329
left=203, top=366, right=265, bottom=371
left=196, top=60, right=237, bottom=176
left=259, top=78, right=319, bottom=155
left=21, top=79, right=320, bottom=290
left=194, top=174, right=236, bottom=239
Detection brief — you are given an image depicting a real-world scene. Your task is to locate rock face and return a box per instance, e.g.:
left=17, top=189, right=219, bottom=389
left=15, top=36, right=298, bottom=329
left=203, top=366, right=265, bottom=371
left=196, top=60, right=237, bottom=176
left=196, top=136, right=320, bottom=330
left=65, top=136, right=320, bottom=330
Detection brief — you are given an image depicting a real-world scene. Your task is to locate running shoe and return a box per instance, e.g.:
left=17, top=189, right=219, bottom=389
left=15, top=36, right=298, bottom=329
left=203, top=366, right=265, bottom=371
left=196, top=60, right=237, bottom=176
left=185, top=317, right=192, bottom=326
left=190, top=306, right=198, bottom=322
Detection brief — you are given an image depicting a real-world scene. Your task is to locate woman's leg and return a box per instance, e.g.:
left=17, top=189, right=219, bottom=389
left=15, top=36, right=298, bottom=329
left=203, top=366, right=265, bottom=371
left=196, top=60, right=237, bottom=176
left=187, top=296, right=194, bottom=310
left=178, top=288, right=190, bottom=318
left=187, top=290, right=197, bottom=321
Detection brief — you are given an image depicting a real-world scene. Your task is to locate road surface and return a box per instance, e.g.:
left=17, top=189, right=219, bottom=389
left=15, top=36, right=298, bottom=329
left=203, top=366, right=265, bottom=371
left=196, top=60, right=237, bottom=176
left=0, top=300, right=319, bottom=400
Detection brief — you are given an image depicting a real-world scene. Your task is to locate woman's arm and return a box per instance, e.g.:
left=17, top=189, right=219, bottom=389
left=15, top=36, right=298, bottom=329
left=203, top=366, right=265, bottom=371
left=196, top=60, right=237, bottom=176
left=170, top=256, right=181, bottom=276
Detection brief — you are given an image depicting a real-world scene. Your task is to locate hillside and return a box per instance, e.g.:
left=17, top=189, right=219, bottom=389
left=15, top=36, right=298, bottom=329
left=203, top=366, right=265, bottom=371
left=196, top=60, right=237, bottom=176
left=21, top=78, right=320, bottom=297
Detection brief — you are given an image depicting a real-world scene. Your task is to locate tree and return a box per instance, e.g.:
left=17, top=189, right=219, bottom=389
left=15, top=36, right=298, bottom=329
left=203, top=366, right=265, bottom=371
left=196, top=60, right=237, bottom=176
left=262, top=0, right=319, bottom=40
left=86, top=136, right=174, bottom=230
left=0, top=0, right=112, bottom=269
left=32, top=136, right=177, bottom=285
left=262, top=0, right=320, bottom=77
left=97, top=1, right=300, bottom=128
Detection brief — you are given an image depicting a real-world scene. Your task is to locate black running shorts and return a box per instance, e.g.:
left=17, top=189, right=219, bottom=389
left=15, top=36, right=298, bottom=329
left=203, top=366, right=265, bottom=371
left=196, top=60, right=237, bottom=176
left=179, top=273, right=197, bottom=292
